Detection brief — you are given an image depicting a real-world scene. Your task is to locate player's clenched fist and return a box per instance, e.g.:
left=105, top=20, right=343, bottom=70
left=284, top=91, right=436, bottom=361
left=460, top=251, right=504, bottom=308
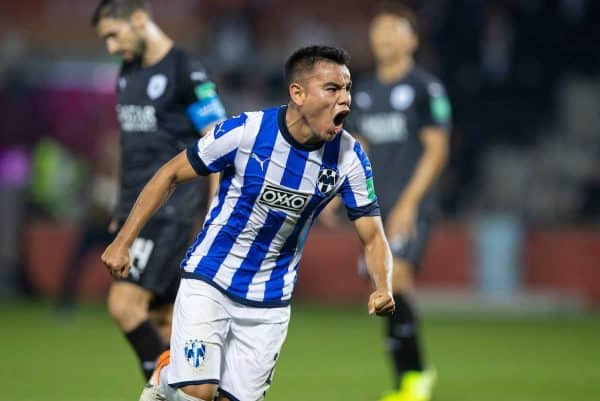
left=368, top=290, right=395, bottom=316
left=101, top=241, right=131, bottom=279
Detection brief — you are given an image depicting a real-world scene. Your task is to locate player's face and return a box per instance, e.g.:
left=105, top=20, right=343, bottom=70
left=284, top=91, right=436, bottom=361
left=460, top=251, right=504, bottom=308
left=96, top=17, right=145, bottom=62
left=369, top=13, right=417, bottom=64
left=300, top=61, right=352, bottom=142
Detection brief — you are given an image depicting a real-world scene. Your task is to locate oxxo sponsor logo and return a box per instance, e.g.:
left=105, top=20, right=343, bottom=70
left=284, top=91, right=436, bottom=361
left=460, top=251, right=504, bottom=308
left=258, top=184, right=309, bottom=213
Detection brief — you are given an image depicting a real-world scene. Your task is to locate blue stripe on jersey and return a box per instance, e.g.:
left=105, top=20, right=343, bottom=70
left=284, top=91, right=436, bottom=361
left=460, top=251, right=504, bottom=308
left=353, top=140, right=373, bottom=179
left=340, top=176, right=357, bottom=207
left=194, top=108, right=279, bottom=279
left=339, top=140, right=373, bottom=207
left=180, top=165, right=236, bottom=268
left=264, top=136, right=342, bottom=301
left=207, top=149, right=237, bottom=172
left=264, top=188, right=338, bottom=301
left=230, top=147, right=310, bottom=298
left=214, top=113, right=247, bottom=139
left=322, top=134, right=342, bottom=168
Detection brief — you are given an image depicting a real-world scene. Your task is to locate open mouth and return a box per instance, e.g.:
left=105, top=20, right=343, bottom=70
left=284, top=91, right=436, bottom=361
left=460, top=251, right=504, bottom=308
left=333, top=110, right=350, bottom=127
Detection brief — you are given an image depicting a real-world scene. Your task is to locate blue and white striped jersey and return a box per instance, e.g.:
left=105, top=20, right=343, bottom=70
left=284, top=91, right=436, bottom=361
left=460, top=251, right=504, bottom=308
left=183, top=105, right=380, bottom=307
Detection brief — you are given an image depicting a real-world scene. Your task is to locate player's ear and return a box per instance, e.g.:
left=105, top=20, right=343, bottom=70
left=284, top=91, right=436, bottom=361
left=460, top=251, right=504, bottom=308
left=289, top=82, right=305, bottom=107
left=130, top=9, right=149, bottom=31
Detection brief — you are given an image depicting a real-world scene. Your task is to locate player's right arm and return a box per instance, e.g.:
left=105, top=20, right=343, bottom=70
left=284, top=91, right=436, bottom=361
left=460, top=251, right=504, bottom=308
left=102, top=114, right=247, bottom=278
left=102, top=151, right=199, bottom=278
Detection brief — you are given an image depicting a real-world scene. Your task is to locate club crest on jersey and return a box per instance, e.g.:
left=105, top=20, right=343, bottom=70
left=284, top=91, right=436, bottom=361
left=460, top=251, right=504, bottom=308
left=259, top=184, right=309, bottom=213
left=184, top=340, right=207, bottom=370
left=147, top=74, right=167, bottom=100
left=390, top=84, right=415, bottom=110
left=317, top=167, right=339, bottom=195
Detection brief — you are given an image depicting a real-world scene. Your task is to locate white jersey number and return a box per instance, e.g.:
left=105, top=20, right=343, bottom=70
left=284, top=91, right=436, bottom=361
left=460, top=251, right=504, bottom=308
left=129, top=238, right=155, bottom=280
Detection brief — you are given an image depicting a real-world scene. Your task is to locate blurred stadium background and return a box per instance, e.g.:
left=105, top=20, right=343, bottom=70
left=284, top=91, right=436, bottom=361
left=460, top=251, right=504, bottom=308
left=1, top=1, right=599, bottom=400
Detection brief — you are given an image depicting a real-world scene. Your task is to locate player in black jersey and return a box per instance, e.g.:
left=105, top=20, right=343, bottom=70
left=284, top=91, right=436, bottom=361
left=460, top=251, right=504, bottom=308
left=92, top=0, right=226, bottom=381
left=344, top=4, right=451, bottom=401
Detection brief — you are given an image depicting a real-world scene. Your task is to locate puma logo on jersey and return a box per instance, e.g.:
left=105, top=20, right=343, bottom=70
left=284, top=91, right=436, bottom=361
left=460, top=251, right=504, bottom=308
left=251, top=153, right=269, bottom=171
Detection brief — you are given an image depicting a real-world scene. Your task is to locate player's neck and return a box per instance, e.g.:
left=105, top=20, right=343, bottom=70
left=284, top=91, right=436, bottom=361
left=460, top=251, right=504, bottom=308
left=285, top=104, right=323, bottom=147
left=141, top=24, right=174, bottom=67
left=376, top=56, right=413, bottom=84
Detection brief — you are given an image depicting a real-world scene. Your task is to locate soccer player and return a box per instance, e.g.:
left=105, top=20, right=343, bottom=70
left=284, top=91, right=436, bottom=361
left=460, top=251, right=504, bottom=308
left=102, top=45, right=396, bottom=401
left=92, top=0, right=227, bottom=380
left=343, top=4, right=452, bottom=401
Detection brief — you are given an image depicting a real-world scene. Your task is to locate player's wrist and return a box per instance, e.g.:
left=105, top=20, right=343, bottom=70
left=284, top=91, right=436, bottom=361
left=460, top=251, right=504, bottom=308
left=114, top=231, right=135, bottom=248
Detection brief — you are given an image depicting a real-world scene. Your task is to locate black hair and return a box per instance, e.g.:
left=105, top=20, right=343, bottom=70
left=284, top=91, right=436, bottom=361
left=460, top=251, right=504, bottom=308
left=284, top=45, right=350, bottom=85
left=91, top=0, right=150, bottom=26
left=371, top=1, right=419, bottom=34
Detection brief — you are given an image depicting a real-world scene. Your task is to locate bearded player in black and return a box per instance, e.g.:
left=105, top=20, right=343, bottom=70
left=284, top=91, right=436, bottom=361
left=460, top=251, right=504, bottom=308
left=345, top=4, right=451, bottom=401
left=92, top=0, right=226, bottom=381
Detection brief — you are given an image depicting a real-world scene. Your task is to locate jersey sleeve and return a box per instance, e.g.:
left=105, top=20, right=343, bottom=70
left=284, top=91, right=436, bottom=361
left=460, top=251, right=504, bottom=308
left=185, top=113, right=246, bottom=176
left=177, top=53, right=227, bottom=133
left=417, top=78, right=452, bottom=132
left=337, top=139, right=380, bottom=220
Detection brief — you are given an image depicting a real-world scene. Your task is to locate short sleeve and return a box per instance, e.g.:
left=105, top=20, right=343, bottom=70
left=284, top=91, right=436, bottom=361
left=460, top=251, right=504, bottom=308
left=338, top=139, right=380, bottom=220
left=186, top=113, right=246, bottom=175
left=177, top=52, right=227, bottom=132
left=418, top=79, right=452, bottom=132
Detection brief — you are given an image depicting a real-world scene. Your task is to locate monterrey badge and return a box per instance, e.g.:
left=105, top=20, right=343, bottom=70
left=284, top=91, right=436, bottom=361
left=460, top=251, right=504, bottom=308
left=317, top=167, right=339, bottom=195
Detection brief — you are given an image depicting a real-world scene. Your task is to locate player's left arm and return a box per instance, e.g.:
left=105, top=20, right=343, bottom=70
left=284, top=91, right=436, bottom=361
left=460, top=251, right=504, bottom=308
left=353, top=215, right=395, bottom=316
left=336, top=139, right=394, bottom=315
left=387, top=80, right=452, bottom=239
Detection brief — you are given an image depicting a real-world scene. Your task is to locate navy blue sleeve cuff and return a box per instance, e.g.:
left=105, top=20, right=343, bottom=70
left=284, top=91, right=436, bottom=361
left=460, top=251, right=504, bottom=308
left=346, top=200, right=381, bottom=221
left=186, top=146, right=212, bottom=176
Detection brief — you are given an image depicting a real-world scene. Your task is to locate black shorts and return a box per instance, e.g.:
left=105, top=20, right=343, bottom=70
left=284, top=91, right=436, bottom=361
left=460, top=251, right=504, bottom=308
left=387, top=214, right=433, bottom=272
left=358, top=213, right=433, bottom=277
left=122, top=218, right=194, bottom=307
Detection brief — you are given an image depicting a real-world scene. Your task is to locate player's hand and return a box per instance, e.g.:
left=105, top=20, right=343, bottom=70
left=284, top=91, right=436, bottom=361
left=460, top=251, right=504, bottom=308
left=386, top=200, right=417, bottom=242
left=368, top=289, right=395, bottom=316
left=101, top=241, right=131, bottom=279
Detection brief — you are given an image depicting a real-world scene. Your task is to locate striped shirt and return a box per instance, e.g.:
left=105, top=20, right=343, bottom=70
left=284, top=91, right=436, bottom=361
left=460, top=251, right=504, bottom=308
left=183, top=105, right=379, bottom=307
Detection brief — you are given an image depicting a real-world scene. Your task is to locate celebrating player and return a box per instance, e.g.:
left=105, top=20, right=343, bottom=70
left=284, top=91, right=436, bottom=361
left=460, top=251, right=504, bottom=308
left=343, top=3, right=452, bottom=401
left=92, top=0, right=226, bottom=381
left=102, top=45, right=395, bottom=401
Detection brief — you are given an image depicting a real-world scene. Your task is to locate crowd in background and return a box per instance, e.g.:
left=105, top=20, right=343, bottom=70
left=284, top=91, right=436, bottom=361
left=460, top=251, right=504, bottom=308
left=0, top=0, right=599, bottom=237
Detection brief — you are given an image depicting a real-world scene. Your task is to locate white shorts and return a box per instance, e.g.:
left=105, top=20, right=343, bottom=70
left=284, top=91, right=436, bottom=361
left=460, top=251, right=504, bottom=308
left=168, top=279, right=291, bottom=401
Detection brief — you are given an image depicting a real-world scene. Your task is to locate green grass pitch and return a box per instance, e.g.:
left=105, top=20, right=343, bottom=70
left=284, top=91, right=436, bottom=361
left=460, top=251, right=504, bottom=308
left=1, top=301, right=599, bottom=401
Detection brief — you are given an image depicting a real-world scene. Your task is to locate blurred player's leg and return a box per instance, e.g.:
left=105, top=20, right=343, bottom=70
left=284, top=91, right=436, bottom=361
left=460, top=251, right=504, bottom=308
left=388, top=258, right=423, bottom=382
left=108, top=281, right=166, bottom=380
left=380, top=218, right=435, bottom=401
